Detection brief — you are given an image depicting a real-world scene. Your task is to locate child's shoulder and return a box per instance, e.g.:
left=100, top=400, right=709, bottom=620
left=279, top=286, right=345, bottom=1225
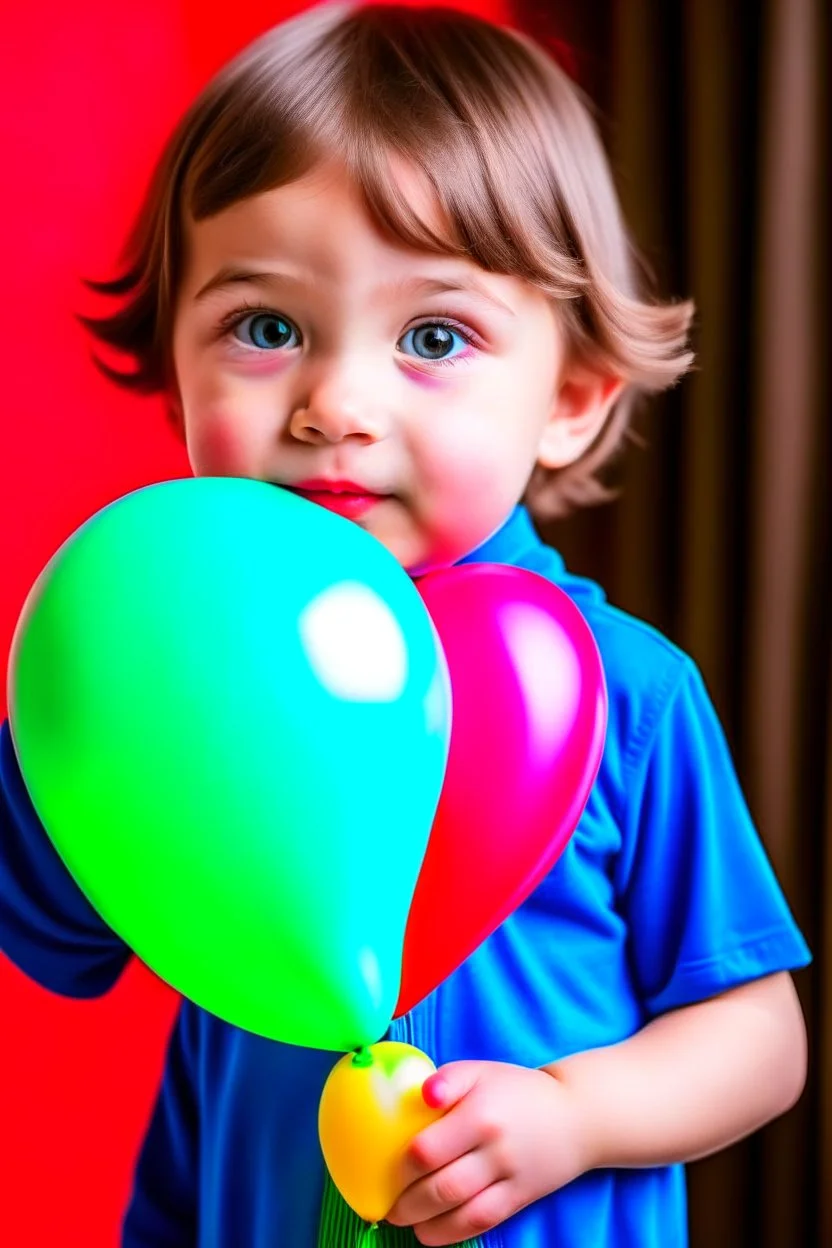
left=552, top=560, right=694, bottom=712
left=583, top=596, right=691, bottom=703
left=581, top=598, right=696, bottom=771
left=542, top=558, right=708, bottom=785
left=484, top=512, right=705, bottom=761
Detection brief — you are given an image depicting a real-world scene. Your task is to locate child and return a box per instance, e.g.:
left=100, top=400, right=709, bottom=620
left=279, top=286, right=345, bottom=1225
left=0, top=4, right=810, bottom=1246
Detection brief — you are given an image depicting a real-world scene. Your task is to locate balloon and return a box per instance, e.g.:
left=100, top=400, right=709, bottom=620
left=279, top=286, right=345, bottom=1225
left=8, top=478, right=451, bottom=1050
left=318, top=1041, right=444, bottom=1225
left=397, top=563, right=606, bottom=1015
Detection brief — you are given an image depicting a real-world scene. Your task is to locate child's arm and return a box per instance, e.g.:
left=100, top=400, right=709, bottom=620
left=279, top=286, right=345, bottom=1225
left=387, top=971, right=805, bottom=1247
left=121, top=1001, right=200, bottom=1245
left=544, top=969, right=805, bottom=1167
left=0, top=720, right=130, bottom=995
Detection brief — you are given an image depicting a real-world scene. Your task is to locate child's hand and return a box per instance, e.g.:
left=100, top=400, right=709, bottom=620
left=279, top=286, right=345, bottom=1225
left=385, top=1060, right=593, bottom=1246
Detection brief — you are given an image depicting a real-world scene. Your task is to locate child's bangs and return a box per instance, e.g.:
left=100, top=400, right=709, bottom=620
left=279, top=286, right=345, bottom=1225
left=343, top=121, right=572, bottom=292
left=334, top=13, right=587, bottom=298
left=181, top=5, right=587, bottom=301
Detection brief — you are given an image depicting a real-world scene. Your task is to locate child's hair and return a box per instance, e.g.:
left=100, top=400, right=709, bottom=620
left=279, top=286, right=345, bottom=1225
left=84, top=1, right=694, bottom=516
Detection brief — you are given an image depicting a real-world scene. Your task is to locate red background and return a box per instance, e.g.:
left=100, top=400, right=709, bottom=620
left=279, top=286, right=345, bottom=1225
left=0, top=1, right=505, bottom=1242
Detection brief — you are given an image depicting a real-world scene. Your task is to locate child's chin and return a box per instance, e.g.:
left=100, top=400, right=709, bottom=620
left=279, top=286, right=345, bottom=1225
left=405, top=556, right=455, bottom=578
left=365, top=521, right=467, bottom=577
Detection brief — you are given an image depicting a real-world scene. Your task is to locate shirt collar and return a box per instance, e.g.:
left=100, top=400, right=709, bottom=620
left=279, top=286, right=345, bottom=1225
left=455, top=505, right=606, bottom=607
left=457, top=505, right=560, bottom=572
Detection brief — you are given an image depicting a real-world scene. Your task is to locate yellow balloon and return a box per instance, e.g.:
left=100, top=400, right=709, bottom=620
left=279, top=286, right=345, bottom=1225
left=318, top=1041, right=445, bottom=1224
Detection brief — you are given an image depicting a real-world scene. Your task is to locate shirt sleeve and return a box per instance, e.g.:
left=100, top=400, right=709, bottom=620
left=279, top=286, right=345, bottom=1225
left=121, top=1002, right=199, bottom=1247
left=0, top=718, right=130, bottom=997
left=615, top=660, right=811, bottom=1018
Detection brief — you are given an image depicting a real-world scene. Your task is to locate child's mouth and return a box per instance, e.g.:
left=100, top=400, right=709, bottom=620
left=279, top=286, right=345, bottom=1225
left=287, top=479, right=387, bottom=520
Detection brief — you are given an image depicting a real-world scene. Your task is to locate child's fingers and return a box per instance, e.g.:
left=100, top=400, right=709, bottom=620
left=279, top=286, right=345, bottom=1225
left=410, top=1180, right=516, bottom=1248
left=387, top=1147, right=490, bottom=1226
left=400, top=1083, right=489, bottom=1186
left=401, top=1109, right=481, bottom=1186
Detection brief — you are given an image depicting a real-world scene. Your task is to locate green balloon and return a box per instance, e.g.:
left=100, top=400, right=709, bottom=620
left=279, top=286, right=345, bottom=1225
left=8, top=478, right=450, bottom=1051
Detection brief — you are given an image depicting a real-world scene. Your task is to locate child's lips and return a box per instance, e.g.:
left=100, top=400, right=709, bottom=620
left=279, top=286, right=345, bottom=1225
left=287, top=479, right=389, bottom=520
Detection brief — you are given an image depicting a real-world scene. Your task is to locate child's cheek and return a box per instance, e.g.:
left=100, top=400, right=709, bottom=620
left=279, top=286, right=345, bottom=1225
left=186, top=410, right=254, bottom=478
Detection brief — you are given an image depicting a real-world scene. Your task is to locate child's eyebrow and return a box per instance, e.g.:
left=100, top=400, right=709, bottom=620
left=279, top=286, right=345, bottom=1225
left=193, top=267, right=299, bottom=303
left=193, top=267, right=516, bottom=317
left=375, top=276, right=516, bottom=317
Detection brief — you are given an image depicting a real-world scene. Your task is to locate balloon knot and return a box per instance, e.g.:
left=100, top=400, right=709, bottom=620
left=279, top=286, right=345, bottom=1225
left=351, top=1046, right=374, bottom=1068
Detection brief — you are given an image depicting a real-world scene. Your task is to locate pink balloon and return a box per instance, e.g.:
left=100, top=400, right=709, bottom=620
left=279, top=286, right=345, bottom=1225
left=396, top=563, right=607, bottom=1016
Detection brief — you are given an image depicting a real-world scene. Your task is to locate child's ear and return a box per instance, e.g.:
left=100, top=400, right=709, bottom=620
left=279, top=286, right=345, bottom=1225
left=536, top=366, right=625, bottom=470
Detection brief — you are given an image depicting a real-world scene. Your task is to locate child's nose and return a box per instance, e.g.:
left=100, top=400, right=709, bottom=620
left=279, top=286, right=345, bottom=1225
left=288, top=366, right=388, bottom=446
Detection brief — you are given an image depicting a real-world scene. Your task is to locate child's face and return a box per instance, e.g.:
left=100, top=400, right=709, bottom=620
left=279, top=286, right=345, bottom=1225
left=172, top=163, right=599, bottom=570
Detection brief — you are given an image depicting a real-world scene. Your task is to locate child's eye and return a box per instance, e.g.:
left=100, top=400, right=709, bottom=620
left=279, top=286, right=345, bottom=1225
left=398, top=322, right=471, bottom=363
left=231, top=312, right=300, bottom=350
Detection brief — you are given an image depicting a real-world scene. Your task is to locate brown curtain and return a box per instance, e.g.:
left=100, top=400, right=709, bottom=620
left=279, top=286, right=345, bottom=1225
left=512, top=1, right=830, bottom=1244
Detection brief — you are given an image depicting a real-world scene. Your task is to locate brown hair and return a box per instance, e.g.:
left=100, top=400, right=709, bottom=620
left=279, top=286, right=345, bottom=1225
left=84, top=1, right=694, bottom=515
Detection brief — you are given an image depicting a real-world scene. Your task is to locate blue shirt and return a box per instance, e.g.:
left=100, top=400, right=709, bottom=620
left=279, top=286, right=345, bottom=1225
left=0, top=506, right=810, bottom=1247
